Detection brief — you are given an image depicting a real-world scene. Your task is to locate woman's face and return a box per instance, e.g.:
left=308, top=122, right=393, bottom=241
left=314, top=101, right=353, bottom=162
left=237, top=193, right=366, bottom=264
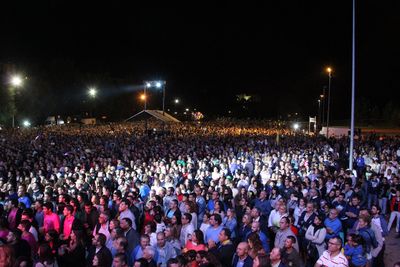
left=314, top=217, right=321, bottom=225
left=191, top=232, right=198, bottom=243
left=165, top=227, right=173, bottom=238
left=299, top=199, right=305, bottom=206
left=171, top=216, right=177, bottom=225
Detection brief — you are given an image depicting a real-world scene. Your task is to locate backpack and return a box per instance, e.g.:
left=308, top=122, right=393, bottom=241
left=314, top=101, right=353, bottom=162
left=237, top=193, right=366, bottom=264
left=359, top=228, right=378, bottom=250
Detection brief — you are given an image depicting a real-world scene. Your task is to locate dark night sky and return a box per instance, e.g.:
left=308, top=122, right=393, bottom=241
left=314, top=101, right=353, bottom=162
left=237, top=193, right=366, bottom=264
left=1, top=1, right=399, bottom=122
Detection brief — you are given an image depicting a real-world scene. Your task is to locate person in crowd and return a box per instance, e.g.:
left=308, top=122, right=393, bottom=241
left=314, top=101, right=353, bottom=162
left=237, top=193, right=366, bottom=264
left=57, top=230, right=86, bottom=267
left=155, top=231, right=177, bottom=267
left=281, top=236, right=303, bottom=267
left=120, top=217, right=139, bottom=255
left=324, top=208, right=342, bottom=240
left=305, top=214, right=326, bottom=265
left=184, top=229, right=206, bottom=252
left=232, top=242, right=253, bottom=267
left=315, top=236, right=348, bottom=267
left=208, top=228, right=235, bottom=267
left=275, top=217, right=299, bottom=252
left=86, top=233, right=113, bottom=267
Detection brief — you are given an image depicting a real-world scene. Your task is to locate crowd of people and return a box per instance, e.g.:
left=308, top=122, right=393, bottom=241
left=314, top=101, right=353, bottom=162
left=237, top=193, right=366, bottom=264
left=0, top=121, right=399, bottom=267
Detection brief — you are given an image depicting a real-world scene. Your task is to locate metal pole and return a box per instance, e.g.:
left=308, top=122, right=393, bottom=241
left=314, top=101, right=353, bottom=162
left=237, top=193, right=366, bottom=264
left=326, top=72, right=332, bottom=138
left=12, top=115, right=15, bottom=128
left=349, top=0, right=356, bottom=170
left=322, top=87, right=326, bottom=126
left=318, top=100, right=321, bottom=130
left=162, top=82, right=165, bottom=116
left=144, top=84, right=147, bottom=110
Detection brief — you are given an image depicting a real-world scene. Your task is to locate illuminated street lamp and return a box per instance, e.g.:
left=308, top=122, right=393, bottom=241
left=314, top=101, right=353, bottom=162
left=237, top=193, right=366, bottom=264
left=326, top=67, right=333, bottom=138
left=140, top=94, right=147, bottom=109
left=174, top=98, right=180, bottom=104
left=11, top=76, right=23, bottom=87
left=88, top=87, right=97, bottom=98
left=144, top=81, right=166, bottom=114
left=293, top=123, right=299, bottom=130
left=22, top=120, right=31, bottom=128
left=9, top=75, right=25, bottom=128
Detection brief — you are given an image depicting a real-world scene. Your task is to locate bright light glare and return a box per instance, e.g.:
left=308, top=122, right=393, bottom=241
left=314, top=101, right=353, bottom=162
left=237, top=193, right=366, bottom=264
left=23, top=120, right=31, bottom=127
left=293, top=123, right=299, bottom=130
left=140, top=94, right=146, bottom=101
left=174, top=99, right=180, bottom=104
left=155, top=82, right=162, bottom=88
left=185, top=108, right=189, bottom=112
left=88, top=88, right=97, bottom=97
left=327, top=67, right=332, bottom=73
left=146, top=82, right=151, bottom=88
left=11, top=76, right=23, bottom=87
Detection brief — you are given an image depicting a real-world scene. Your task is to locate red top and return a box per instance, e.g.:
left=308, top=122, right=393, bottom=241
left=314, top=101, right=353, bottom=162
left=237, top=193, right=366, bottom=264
left=184, top=240, right=207, bottom=252
left=390, top=197, right=400, bottom=212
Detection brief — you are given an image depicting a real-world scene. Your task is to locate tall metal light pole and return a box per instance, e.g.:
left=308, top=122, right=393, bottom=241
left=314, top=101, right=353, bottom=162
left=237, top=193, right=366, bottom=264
left=318, top=99, right=321, bottom=130
left=10, top=75, right=23, bottom=128
left=326, top=67, right=332, bottom=138
left=349, top=0, right=356, bottom=170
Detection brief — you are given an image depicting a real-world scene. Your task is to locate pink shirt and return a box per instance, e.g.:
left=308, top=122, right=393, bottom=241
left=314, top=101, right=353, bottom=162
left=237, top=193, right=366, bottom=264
left=63, top=216, right=74, bottom=238
left=185, top=240, right=207, bottom=252
left=44, top=212, right=60, bottom=233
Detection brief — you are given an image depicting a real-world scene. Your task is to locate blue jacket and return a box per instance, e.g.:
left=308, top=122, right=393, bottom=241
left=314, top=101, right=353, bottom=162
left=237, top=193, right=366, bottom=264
left=324, top=217, right=342, bottom=239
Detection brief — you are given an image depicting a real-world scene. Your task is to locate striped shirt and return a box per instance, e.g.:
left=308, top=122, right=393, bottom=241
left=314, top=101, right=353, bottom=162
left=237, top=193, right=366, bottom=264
left=316, top=250, right=348, bottom=267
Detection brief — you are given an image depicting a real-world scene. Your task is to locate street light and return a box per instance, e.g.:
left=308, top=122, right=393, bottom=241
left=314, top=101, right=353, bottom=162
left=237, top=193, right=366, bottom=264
left=88, top=87, right=97, bottom=98
left=293, top=123, right=299, bottom=130
left=326, top=67, right=333, bottom=138
left=144, top=81, right=166, bottom=115
left=9, top=75, right=24, bottom=128
left=22, top=120, right=31, bottom=127
left=174, top=98, right=180, bottom=104
left=11, top=76, right=23, bottom=87
left=140, top=94, right=147, bottom=110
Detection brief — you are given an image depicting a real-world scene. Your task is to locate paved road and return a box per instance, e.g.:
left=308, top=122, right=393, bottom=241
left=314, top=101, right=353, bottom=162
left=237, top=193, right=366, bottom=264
left=385, top=229, right=400, bottom=267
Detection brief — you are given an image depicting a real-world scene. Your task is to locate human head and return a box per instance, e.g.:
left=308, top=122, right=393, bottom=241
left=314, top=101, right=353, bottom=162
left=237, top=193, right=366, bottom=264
left=279, top=216, right=290, bottom=230
left=112, top=252, right=128, bottom=267
left=236, top=242, right=249, bottom=258
left=156, top=231, right=166, bottom=248
left=269, top=247, right=282, bottom=263
left=284, top=235, right=296, bottom=249
left=218, top=228, right=231, bottom=243
left=327, top=236, right=342, bottom=253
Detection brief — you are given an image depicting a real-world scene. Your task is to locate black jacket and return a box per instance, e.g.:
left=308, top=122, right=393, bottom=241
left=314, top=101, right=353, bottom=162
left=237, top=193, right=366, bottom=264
left=232, top=254, right=253, bottom=267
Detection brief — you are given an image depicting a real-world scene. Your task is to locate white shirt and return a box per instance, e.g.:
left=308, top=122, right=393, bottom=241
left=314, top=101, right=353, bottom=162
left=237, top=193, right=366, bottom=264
left=316, top=250, right=348, bottom=267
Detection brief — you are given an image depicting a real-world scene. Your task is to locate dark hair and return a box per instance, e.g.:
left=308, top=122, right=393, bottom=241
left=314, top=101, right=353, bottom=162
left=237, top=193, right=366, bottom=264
left=193, top=230, right=205, bottom=245
left=122, top=217, right=133, bottom=227
left=221, top=227, right=231, bottom=239
left=114, top=252, right=128, bottom=265
left=19, top=220, right=31, bottom=232
left=212, top=213, right=222, bottom=225
left=287, top=235, right=296, bottom=244
left=167, top=258, right=179, bottom=267
left=184, top=213, right=192, bottom=223
left=65, top=204, right=74, bottom=214
left=255, top=253, right=270, bottom=267
left=97, top=233, right=107, bottom=246
left=43, top=202, right=53, bottom=210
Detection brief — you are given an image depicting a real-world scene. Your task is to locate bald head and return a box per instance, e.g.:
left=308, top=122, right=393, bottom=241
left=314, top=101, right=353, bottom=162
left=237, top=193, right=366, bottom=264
left=236, top=242, right=249, bottom=258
